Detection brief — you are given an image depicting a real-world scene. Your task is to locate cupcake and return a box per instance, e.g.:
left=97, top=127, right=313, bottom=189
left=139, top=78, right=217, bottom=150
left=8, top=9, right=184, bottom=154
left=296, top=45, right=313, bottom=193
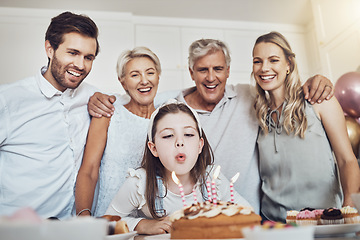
left=340, top=206, right=360, bottom=224
left=286, top=210, right=299, bottom=224
left=320, top=208, right=344, bottom=225
left=313, top=209, right=324, bottom=225
left=296, top=210, right=317, bottom=226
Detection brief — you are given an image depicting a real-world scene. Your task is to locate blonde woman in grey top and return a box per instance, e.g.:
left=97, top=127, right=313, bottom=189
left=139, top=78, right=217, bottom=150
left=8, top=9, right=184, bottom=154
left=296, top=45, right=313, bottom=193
left=252, top=31, right=360, bottom=222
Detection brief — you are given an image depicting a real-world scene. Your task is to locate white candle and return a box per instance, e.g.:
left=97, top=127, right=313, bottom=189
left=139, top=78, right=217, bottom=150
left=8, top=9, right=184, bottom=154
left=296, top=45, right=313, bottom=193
left=212, top=166, right=221, bottom=205
left=230, top=172, right=240, bottom=203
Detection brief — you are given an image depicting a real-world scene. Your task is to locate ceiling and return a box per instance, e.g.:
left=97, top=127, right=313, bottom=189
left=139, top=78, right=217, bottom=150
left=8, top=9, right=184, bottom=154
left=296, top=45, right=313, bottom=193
left=0, top=0, right=313, bottom=26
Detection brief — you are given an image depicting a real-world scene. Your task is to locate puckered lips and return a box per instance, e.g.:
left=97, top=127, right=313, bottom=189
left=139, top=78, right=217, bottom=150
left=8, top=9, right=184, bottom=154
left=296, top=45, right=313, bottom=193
left=259, top=74, right=276, bottom=83
left=176, top=153, right=186, bottom=163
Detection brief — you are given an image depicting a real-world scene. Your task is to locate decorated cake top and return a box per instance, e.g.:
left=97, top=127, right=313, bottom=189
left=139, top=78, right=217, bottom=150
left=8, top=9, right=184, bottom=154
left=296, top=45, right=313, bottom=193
left=170, top=201, right=255, bottom=221
left=321, top=207, right=343, bottom=220
left=340, top=206, right=359, bottom=215
left=286, top=210, right=299, bottom=217
left=296, top=210, right=316, bottom=220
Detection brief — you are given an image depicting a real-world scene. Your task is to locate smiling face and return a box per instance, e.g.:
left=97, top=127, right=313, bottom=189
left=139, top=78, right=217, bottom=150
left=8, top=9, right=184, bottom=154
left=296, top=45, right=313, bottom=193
left=190, top=50, right=229, bottom=108
left=252, top=42, right=290, bottom=96
left=45, top=32, right=97, bottom=92
left=147, top=111, right=204, bottom=179
left=120, top=57, right=159, bottom=106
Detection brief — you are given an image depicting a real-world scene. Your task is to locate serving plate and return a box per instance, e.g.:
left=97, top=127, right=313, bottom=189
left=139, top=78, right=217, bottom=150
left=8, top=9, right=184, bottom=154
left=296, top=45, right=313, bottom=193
left=143, top=234, right=170, bottom=239
left=315, top=223, right=360, bottom=236
left=144, top=233, right=245, bottom=240
left=105, top=231, right=137, bottom=240
left=143, top=233, right=244, bottom=240
left=0, top=217, right=108, bottom=240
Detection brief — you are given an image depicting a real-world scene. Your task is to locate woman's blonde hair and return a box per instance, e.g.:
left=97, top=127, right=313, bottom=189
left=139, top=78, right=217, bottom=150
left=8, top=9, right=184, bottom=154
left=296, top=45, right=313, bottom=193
left=253, top=31, right=307, bottom=138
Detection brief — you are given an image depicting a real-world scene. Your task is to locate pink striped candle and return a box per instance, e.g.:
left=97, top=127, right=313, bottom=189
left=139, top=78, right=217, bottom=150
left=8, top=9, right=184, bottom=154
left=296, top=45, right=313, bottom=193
left=211, top=180, right=217, bottom=205
left=192, top=186, right=198, bottom=204
left=230, top=182, right=234, bottom=203
left=178, top=183, right=186, bottom=206
left=172, top=171, right=186, bottom=207
left=206, top=180, right=212, bottom=201
left=230, top=172, right=240, bottom=203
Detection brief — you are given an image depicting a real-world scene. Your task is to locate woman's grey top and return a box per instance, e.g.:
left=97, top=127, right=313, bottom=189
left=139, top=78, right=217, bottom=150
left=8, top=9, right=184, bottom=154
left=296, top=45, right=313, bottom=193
left=258, top=101, right=343, bottom=222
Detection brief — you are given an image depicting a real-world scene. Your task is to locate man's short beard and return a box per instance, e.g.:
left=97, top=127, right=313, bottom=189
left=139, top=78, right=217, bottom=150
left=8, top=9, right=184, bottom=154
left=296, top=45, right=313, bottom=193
left=50, top=54, right=87, bottom=90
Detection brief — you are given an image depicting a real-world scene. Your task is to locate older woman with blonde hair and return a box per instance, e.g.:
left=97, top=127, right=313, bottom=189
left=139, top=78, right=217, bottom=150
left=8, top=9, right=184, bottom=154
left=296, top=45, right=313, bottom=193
left=75, top=46, right=161, bottom=217
left=253, top=31, right=360, bottom=222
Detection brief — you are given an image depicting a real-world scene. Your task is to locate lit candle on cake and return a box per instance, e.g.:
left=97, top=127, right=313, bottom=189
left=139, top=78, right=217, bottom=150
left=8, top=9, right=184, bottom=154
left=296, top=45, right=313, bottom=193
left=212, top=165, right=221, bottom=205
left=230, top=172, right=240, bottom=203
left=172, top=171, right=187, bottom=207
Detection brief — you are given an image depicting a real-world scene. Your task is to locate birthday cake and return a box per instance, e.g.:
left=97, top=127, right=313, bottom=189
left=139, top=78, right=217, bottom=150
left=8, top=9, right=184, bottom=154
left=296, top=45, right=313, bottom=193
left=169, top=201, right=261, bottom=239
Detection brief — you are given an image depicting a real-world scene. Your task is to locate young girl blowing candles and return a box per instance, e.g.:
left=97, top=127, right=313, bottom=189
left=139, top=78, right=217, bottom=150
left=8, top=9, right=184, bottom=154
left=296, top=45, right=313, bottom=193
left=105, top=100, right=251, bottom=234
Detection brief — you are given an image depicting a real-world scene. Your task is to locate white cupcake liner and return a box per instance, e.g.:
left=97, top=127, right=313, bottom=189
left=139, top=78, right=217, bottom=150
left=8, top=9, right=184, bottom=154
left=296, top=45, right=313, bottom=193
left=296, top=219, right=317, bottom=226
left=319, top=218, right=345, bottom=225
left=344, top=215, right=360, bottom=224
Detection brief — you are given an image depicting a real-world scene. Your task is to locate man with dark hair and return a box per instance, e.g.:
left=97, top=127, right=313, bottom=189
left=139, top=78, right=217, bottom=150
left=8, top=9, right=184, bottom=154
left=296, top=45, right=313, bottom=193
left=0, top=11, right=100, bottom=219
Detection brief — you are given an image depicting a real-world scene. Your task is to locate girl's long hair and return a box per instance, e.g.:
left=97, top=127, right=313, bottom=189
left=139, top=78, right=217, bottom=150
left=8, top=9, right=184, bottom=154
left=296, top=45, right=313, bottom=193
left=253, top=31, right=307, bottom=138
left=141, top=103, right=214, bottom=219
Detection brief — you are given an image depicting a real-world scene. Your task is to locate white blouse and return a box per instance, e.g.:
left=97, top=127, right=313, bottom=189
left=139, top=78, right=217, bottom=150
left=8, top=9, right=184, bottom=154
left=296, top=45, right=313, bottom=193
left=94, top=100, right=150, bottom=217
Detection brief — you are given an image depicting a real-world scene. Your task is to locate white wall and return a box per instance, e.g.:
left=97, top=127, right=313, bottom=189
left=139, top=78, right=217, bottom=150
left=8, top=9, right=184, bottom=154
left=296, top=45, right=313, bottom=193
left=310, top=0, right=360, bottom=82
left=0, top=8, right=134, bottom=95
left=0, top=7, right=313, bottom=95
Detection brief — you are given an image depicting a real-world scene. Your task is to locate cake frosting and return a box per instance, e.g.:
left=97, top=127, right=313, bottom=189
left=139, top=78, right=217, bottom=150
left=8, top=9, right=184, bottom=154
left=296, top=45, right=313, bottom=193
left=340, top=206, right=358, bottom=215
left=320, top=207, right=344, bottom=225
left=340, top=206, right=360, bottom=224
left=170, top=201, right=254, bottom=221
left=312, top=209, right=324, bottom=217
left=286, top=210, right=299, bottom=224
left=296, top=210, right=317, bottom=226
left=170, top=201, right=261, bottom=239
left=296, top=210, right=316, bottom=220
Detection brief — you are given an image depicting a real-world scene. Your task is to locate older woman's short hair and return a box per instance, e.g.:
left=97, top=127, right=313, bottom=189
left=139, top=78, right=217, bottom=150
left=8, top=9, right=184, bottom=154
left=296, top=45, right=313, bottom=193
left=188, top=39, right=231, bottom=71
left=116, top=46, right=161, bottom=80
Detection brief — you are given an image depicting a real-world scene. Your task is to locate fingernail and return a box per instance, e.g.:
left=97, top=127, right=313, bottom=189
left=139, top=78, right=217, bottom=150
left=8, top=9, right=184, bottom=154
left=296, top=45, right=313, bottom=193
left=318, top=100, right=322, bottom=103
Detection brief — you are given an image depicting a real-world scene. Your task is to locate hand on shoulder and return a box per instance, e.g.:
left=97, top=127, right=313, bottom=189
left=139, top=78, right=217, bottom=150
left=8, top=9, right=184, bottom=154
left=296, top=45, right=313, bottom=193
left=88, top=92, right=116, bottom=118
left=303, top=74, right=334, bottom=104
